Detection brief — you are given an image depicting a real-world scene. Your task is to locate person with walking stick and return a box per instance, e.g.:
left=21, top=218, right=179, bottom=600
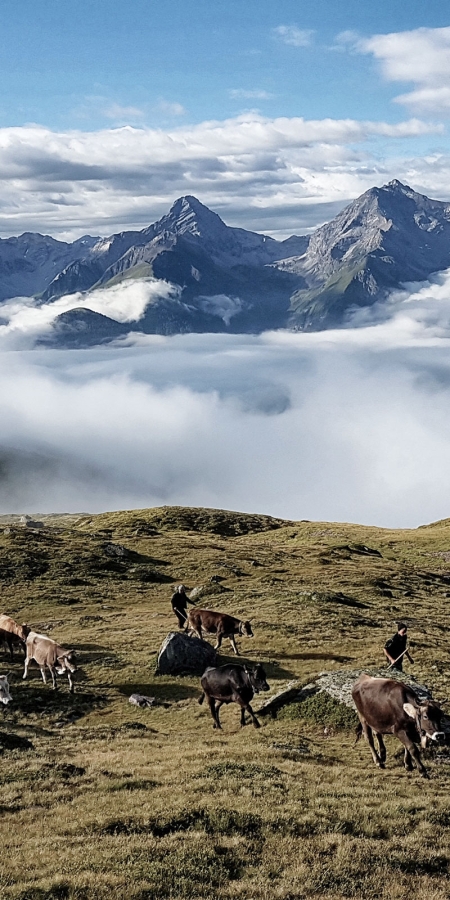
left=383, top=622, right=414, bottom=671
left=171, top=584, right=195, bottom=629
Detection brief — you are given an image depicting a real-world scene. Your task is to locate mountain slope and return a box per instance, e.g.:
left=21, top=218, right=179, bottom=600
left=0, top=233, right=98, bottom=301
left=42, top=196, right=308, bottom=303
left=281, top=180, right=450, bottom=329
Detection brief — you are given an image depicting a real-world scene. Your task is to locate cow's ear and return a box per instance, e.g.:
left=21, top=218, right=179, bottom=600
left=403, top=702, right=417, bottom=719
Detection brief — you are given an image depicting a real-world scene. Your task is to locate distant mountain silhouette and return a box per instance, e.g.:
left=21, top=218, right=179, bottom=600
left=2, top=181, right=450, bottom=346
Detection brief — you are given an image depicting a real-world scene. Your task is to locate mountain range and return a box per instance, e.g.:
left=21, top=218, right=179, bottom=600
left=2, top=180, right=450, bottom=346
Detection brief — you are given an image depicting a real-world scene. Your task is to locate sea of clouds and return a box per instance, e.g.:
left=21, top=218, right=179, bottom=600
left=2, top=270, right=450, bottom=527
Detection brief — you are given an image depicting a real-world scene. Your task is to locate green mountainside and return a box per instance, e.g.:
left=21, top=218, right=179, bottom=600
left=0, top=505, right=450, bottom=898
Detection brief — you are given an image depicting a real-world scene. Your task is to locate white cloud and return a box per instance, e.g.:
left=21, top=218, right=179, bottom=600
left=0, top=278, right=180, bottom=348
left=103, top=103, right=146, bottom=121
left=359, top=26, right=450, bottom=116
left=0, top=114, right=443, bottom=241
left=273, top=25, right=315, bottom=47
left=156, top=99, right=186, bottom=117
left=228, top=89, right=275, bottom=100
left=2, top=273, right=450, bottom=525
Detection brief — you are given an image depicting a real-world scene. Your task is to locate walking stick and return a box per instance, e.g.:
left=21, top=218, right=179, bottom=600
left=386, top=647, right=409, bottom=670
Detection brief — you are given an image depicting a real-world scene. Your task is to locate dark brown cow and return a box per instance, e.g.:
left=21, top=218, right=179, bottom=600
left=186, top=608, right=253, bottom=655
left=0, top=615, right=30, bottom=661
left=23, top=632, right=77, bottom=693
left=199, top=663, right=270, bottom=729
left=352, top=674, right=446, bottom=778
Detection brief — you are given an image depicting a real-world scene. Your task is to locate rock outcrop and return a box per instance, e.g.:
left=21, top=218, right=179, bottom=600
left=155, top=631, right=217, bottom=676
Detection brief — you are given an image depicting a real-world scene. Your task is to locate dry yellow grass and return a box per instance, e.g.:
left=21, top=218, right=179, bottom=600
left=0, top=506, right=449, bottom=899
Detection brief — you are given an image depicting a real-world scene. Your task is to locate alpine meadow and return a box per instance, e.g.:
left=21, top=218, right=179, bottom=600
left=2, top=2, right=450, bottom=899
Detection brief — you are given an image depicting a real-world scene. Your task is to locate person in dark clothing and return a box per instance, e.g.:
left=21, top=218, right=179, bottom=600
left=171, top=584, right=195, bottom=629
left=383, top=622, right=414, bottom=671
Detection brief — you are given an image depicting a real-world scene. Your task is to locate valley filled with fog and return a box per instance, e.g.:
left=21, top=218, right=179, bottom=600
left=1, top=270, right=450, bottom=527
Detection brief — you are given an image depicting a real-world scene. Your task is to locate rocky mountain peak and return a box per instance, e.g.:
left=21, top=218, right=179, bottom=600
left=154, top=195, right=227, bottom=239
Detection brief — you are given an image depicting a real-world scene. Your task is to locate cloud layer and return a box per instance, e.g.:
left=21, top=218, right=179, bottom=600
left=3, top=271, right=450, bottom=527
left=0, top=111, right=444, bottom=241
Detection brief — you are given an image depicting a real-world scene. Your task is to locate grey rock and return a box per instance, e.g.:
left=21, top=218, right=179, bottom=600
left=19, top=515, right=44, bottom=529
left=188, top=583, right=229, bottom=602
left=258, top=667, right=433, bottom=718
left=155, top=631, right=217, bottom=676
left=129, top=694, right=157, bottom=708
left=103, top=542, right=132, bottom=559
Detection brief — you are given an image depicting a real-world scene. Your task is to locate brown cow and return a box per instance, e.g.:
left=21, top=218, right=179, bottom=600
left=0, top=615, right=30, bottom=661
left=23, top=632, right=77, bottom=693
left=352, top=674, right=446, bottom=778
left=186, top=608, right=253, bottom=655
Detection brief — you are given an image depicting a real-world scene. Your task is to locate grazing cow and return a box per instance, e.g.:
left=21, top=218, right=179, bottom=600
left=352, top=674, right=446, bottom=778
left=0, top=675, right=12, bottom=705
left=23, top=632, right=77, bottom=693
left=186, top=608, right=253, bottom=655
left=0, top=615, right=30, bottom=661
left=199, top=663, right=269, bottom=729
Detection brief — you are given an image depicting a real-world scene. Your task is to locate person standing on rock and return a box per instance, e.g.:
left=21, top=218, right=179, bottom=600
left=171, top=584, right=195, bottom=629
left=383, top=622, right=414, bottom=671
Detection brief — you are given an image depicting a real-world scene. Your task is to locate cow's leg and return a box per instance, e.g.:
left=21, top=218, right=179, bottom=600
left=246, top=703, right=260, bottom=729
left=235, top=695, right=260, bottom=728
left=229, top=635, right=239, bottom=656
left=23, top=656, right=30, bottom=680
left=7, top=637, right=13, bottom=662
left=40, top=667, right=47, bottom=684
left=207, top=695, right=221, bottom=729
left=361, top=720, right=384, bottom=768
left=194, top=626, right=203, bottom=640
left=213, top=631, right=223, bottom=651
left=397, top=730, right=428, bottom=778
left=68, top=672, right=74, bottom=694
left=48, top=666, right=57, bottom=690
left=404, top=747, right=413, bottom=771
left=375, top=733, right=387, bottom=764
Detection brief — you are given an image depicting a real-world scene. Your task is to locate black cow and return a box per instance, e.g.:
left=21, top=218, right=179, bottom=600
left=199, top=663, right=269, bottom=729
left=352, top=673, right=446, bottom=778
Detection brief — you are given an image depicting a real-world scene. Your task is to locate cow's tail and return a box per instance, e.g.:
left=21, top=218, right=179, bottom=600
left=354, top=722, right=363, bottom=746
left=198, top=692, right=205, bottom=706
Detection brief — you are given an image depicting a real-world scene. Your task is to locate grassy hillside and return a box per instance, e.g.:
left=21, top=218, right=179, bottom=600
left=0, top=506, right=450, bottom=899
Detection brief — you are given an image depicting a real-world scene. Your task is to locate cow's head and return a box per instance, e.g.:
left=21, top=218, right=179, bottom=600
left=239, top=621, right=253, bottom=638
left=19, top=624, right=30, bottom=641
left=245, top=664, right=270, bottom=694
left=56, top=651, right=77, bottom=675
left=0, top=675, right=12, bottom=706
left=403, top=699, right=446, bottom=747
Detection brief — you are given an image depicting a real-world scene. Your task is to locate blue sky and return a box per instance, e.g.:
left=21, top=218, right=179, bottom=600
left=0, top=0, right=449, bottom=238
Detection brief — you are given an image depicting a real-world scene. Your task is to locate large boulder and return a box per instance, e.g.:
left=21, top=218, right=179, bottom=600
left=155, top=631, right=217, bottom=676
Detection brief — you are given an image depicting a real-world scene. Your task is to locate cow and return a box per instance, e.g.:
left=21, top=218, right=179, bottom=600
left=199, top=663, right=270, bottom=730
left=0, top=675, right=12, bottom=706
left=352, top=673, right=446, bottom=778
left=0, top=615, right=30, bottom=661
left=186, top=608, right=253, bottom=655
left=23, top=632, right=77, bottom=693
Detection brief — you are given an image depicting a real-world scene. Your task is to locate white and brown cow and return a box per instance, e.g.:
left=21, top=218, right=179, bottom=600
left=0, top=615, right=30, bottom=661
left=23, top=632, right=77, bottom=693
